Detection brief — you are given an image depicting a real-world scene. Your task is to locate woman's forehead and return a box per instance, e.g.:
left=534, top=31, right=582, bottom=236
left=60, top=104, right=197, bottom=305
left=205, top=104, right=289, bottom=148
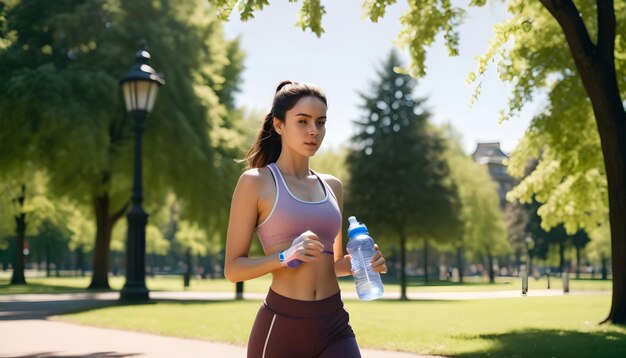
left=289, top=96, right=327, bottom=115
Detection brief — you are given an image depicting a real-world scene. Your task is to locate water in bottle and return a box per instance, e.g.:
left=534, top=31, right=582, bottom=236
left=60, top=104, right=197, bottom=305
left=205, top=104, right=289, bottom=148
left=347, top=216, right=384, bottom=300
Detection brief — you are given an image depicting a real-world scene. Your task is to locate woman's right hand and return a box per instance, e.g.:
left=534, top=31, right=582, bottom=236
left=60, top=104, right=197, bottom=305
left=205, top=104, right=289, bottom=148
left=279, top=230, right=324, bottom=268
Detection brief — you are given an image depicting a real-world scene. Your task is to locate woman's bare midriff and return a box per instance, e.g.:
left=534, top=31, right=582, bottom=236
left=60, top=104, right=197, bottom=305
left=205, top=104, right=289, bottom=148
left=265, top=243, right=340, bottom=301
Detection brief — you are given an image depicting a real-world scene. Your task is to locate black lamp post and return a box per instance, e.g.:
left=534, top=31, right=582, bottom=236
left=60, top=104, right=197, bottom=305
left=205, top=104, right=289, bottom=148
left=119, top=46, right=164, bottom=300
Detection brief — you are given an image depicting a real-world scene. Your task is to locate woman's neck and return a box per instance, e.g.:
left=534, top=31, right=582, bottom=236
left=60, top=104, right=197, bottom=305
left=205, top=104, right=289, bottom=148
left=275, top=155, right=311, bottom=179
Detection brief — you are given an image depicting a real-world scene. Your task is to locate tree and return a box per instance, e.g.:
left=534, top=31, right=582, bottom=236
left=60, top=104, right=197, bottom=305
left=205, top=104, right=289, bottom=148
left=571, top=229, right=591, bottom=279
left=588, top=222, right=611, bottom=280
left=214, top=0, right=626, bottom=324
left=503, top=199, right=531, bottom=273
left=346, top=50, right=462, bottom=299
left=523, top=198, right=590, bottom=276
left=29, top=219, right=71, bottom=277
left=475, top=1, right=625, bottom=323
left=0, top=170, right=69, bottom=283
left=549, top=225, right=569, bottom=273
left=443, top=127, right=509, bottom=283
left=0, top=0, right=244, bottom=289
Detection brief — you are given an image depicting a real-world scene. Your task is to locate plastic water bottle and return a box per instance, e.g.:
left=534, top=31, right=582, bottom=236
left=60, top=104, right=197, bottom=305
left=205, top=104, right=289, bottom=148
left=347, top=216, right=384, bottom=300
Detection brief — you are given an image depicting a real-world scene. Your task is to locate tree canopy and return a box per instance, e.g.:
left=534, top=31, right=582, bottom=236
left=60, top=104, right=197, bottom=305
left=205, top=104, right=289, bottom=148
left=0, top=0, right=246, bottom=288
left=442, top=126, right=509, bottom=280
left=346, top=50, right=462, bottom=297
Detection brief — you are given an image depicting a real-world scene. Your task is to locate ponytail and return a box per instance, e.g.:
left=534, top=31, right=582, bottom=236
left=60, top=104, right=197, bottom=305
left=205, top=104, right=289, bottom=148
left=245, top=112, right=282, bottom=169
left=245, top=80, right=327, bottom=169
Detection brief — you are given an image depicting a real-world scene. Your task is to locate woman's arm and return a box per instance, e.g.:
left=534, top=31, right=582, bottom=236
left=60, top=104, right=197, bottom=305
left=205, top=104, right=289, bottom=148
left=224, top=170, right=282, bottom=283
left=324, top=175, right=352, bottom=277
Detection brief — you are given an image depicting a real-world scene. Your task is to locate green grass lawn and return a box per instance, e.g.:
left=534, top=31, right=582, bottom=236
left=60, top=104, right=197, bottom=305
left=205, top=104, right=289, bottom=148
left=2, top=273, right=621, bottom=356
left=58, top=295, right=625, bottom=357
left=0, top=273, right=612, bottom=295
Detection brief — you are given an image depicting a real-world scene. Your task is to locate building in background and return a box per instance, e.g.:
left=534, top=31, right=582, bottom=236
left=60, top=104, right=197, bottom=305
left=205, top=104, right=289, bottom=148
left=471, top=142, right=516, bottom=208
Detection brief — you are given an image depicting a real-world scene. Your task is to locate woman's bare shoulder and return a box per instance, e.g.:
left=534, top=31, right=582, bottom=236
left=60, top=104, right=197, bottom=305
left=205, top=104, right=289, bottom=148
left=317, top=173, right=343, bottom=196
left=237, top=167, right=274, bottom=191
left=317, top=172, right=342, bottom=186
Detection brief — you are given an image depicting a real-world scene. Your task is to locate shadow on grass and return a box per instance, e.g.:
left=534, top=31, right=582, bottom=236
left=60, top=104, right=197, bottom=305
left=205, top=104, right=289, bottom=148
left=1, top=288, right=257, bottom=321
left=0, top=282, right=112, bottom=295
left=452, top=328, right=626, bottom=358
left=55, top=298, right=253, bottom=320
left=58, top=298, right=253, bottom=315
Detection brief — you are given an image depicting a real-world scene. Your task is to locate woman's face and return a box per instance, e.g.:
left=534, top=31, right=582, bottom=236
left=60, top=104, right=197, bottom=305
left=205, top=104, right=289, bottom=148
left=274, top=96, right=327, bottom=157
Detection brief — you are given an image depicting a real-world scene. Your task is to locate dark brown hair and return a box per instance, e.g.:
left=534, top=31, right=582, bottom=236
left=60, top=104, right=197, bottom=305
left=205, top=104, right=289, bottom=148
left=245, top=80, right=327, bottom=168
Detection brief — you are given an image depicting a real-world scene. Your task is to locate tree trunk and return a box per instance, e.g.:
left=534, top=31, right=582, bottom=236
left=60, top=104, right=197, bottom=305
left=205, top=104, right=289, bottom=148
left=456, top=246, right=464, bottom=283
left=596, top=87, right=626, bottom=323
left=575, top=246, right=581, bottom=279
left=601, top=254, right=608, bottom=281
left=148, top=253, right=155, bottom=277
left=541, top=0, right=626, bottom=325
left=559, top=241, right=565, bottom=274
left=111, top=251, right=119, bottom=276
left=89, top=195, right=113, bottom=289
left=46, top=242, right=51, bottom=277
left=76, top=247, right=85, bottom=277
left=184, top=249, right=192, bottom=288
left=423, top=238, right=429, bottom=284
left=10, top=185, right=26, bottom=285
left=236, top=281, right=244, bottom=300
left=487, top=253, right=495, bottom=284
left=10, top=211, right=26, bottom=285
left=399, top=231, right=407, bottom=300
left=88, top=194, right=127, bottom=290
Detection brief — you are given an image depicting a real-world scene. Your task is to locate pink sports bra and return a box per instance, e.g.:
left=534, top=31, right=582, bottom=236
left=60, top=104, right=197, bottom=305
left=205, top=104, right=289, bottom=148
left=256, top=163, right=342, bottom=254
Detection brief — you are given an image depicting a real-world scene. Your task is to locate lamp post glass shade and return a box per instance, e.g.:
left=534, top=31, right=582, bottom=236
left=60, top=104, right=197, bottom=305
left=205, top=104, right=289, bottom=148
left=120, top=50, right=165, bottom=113
left=122, top=79, right=160, bottom=113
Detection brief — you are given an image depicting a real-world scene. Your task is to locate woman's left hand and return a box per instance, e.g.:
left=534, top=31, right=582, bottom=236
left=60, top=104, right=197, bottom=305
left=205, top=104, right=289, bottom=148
left=371, top=244, right=388, bottom=274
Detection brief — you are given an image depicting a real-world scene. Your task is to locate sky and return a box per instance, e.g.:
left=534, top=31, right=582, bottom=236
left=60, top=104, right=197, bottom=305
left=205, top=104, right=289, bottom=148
left=222, top=1, right=540, bottom=155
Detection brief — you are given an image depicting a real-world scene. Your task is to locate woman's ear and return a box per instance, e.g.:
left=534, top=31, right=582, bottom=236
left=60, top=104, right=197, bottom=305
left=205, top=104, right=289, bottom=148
left=273, top=118, right=283, bottom=135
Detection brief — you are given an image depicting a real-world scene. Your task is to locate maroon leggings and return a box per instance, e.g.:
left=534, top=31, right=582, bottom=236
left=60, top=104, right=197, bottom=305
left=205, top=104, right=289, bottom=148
left=247, top=289, right=361, bottom=358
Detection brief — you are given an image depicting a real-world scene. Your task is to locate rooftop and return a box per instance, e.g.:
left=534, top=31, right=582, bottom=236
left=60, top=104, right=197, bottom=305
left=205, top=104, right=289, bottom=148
left=472, top=142, right=509, bottom=165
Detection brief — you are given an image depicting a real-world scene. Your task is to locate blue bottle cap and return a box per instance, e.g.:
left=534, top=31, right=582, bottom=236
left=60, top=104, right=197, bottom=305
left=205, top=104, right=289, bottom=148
left=347, top=216, right=368, bottom=238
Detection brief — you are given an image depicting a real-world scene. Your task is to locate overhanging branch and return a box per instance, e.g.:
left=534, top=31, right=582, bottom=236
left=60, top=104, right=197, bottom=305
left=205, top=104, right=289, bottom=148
left=111, top=201, right=130, bottom=223
left=596, top=0, right=616, bottom=62
left=539, top=0, right=596, bottom=60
